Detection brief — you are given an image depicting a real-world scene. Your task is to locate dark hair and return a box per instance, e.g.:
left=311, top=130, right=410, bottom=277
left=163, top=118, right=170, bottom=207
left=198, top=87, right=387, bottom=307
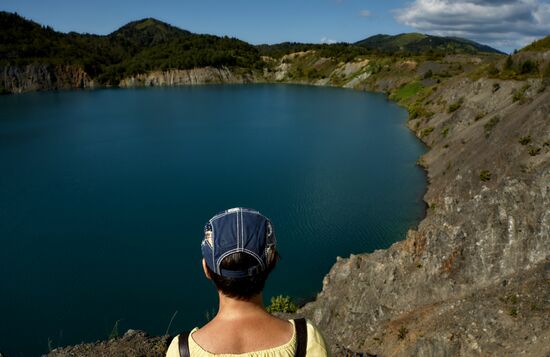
left=206, top=250, right=279, bottom=300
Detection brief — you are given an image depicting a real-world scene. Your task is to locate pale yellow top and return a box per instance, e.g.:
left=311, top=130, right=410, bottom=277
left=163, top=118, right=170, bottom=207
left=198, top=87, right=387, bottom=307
left=166, top=319, right=328, bottom=357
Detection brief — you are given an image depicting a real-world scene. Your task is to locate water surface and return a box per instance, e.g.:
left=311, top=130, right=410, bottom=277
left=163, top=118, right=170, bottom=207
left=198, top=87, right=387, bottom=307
left=0, top=85, right=426, bottom=355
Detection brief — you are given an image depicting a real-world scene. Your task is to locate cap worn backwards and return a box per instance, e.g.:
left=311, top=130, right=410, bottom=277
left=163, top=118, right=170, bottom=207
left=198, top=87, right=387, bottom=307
left=201, top=208, right=276, bottom=278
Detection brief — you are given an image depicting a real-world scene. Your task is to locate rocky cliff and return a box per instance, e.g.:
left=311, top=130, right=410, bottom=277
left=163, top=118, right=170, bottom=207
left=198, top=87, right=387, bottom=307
left=300, top=75, right=550, bottom=356
left=0, top=64, right=95, bottom=93
left=118, top=66, right=264, bottom=87
left=19, top=51, right=549, bottom=357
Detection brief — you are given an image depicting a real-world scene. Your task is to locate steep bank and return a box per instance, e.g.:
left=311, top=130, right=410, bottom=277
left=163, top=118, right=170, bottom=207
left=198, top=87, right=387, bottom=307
left=299, top=69, right=550, bottom=356
left=21, top=51, right=548, bottom=356
left=0, top=64, right=95, bottom=93
left=118, top=66, right=265, bottom=87
left=269, top=50, right=550, bottom=356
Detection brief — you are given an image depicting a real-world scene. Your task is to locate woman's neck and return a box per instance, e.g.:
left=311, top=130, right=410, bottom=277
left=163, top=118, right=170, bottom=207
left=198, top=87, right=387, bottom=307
left=215, top=293, right=267, bottom=321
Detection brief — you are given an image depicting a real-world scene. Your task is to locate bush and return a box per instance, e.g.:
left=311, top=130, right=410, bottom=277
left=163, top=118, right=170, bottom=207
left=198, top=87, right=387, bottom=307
left=475, top=111, right=487, bottom=121
left=398, top=326, right=409, bottom=340
left=512, top=85, right=530, bottom=103
left=421, top=127, right=434, bottom=138
left=484, top=115, right=500, bottom=138
left=528, top=146, right=541, bottom=156
left=520, top=60, right=538, bottom=75
left=518, top=136, right=531, bottom=145
left=266, top=295, right=298, bottom=314
left=480, top=170, right=491, bottom=182
left=441, top=127, right=450, bottom=138
left=408, top=104, right=433, bottom=120
left=447, top=97, right=464, bottom=113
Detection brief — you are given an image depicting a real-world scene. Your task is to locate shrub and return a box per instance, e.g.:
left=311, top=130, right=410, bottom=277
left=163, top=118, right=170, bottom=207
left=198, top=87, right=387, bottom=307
left=475, top=111, right=487, bottom=121
left=408, top=104, right=433, bottom=120
left=492, top=83, right=500, bottom=92
left=266, top=295, right=298, bottom=313
left=504, top=56, right=514, bottom=70
left=423, top=69, right=433, bottom=79
left=448, top=97, right=464, bottom=113
left=528, top=146, right=541, bottom=156
left=441, top=127, right=450, bottom=138
left=480, top=170, right=491, bottom=182
left=512, top=84, right=530, bottom=103
left=520, top=60, right=538, bottom=75
left=421, top=127, right=434, bottom=138
left=484, top=115, right=500, bottom=138
left=518, top=136, right=531, bottom=145
left=487, top=64, right=499, bottom=77
left=398, top=326, right=409, bottom=340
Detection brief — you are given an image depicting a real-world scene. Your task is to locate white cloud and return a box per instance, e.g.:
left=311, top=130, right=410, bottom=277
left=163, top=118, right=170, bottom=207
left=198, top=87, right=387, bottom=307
left=394, top=0, right=550, bottom=51
left=321, top=37, right=337, bottom=44
left=359, top=10, right=371, bottom=17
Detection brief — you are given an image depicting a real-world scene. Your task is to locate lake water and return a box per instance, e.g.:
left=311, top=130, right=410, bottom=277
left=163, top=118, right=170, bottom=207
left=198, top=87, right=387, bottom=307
left=0, top=84, right=426, bottom=356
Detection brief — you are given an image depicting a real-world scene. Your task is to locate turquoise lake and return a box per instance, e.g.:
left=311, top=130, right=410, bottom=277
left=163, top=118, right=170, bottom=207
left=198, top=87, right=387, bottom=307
left=0, top=84, right=426, bottom=356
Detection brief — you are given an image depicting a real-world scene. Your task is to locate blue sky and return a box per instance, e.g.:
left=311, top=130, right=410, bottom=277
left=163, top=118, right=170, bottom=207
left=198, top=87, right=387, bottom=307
left=2, top=0, right=550, bottom=52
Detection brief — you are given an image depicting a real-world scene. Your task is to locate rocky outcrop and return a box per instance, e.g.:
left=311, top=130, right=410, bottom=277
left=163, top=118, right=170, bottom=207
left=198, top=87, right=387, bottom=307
left=118, top=67, right=263, bottom=87
left=300, top=73, right=550, bottom=355
left=45, top=329, right=169, bottom=357
left=0, top=64, right=94, bottom=93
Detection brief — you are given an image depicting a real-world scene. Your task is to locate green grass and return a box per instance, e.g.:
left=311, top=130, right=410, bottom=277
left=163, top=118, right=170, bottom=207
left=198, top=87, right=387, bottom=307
left=391, top=81, right=423, bottom=102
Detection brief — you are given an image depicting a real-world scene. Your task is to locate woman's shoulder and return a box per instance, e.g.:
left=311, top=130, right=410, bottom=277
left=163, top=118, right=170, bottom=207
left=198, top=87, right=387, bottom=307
left=166, top=328, right=199, bottom=357
left=165, top=320, right=328, bottom=357
left=303, top=319, right=329, bottom=356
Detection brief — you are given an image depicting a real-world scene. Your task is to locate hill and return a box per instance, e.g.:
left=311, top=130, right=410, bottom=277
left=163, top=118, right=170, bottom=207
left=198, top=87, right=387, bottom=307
left=355, top=33, right=502, bottom=54
left=0, top=11, right=262, bottom=84
left=108, top=18, right=191, bottom=49
left=520, top=34, right=550, bottom=52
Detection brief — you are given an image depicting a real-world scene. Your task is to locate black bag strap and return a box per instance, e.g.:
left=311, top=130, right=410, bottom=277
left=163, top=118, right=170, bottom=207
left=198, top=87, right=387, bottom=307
left=177, top=319, right=308, bottom=357
left=294, top=318, right=308, bottom=357
left=178, top=331, right=191, bottom=357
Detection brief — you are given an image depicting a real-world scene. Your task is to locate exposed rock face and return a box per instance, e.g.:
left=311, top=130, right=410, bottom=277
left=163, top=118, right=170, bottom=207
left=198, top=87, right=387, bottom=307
left=299, top=75, right=550, bottom=356
left=0, top=64, right=94, bottom=93
left=118, top=67, right=263, bottom=87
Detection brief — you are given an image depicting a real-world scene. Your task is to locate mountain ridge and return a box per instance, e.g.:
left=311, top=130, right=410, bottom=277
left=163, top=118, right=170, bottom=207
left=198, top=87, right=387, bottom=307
left=354, top=32, right=503, bottom=54
left=0, top=11, right=504, bottom=87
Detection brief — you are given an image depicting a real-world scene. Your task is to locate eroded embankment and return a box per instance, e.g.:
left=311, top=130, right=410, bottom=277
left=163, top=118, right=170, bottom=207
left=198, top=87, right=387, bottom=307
left=20, top=51, right=550, bottom=357
left=291, top=56, right=550, bottom=356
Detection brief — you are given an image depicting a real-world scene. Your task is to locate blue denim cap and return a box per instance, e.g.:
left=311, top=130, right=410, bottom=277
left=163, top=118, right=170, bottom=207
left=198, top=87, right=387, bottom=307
left=201, top=207, right=276, bottom=278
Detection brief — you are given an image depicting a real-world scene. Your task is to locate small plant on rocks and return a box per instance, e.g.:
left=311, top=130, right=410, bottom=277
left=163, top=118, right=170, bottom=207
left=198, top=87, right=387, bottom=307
left=398, top=326, right=409, bottom=340
left=518, top=136, right=531, bottom=145
left=447, top=97, right=464, bottom=113
left=266, top=295, right=298, bottom=313
left=480, top=170, right=492, bottom=182
left=528, top=146, right=541, bottom=156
